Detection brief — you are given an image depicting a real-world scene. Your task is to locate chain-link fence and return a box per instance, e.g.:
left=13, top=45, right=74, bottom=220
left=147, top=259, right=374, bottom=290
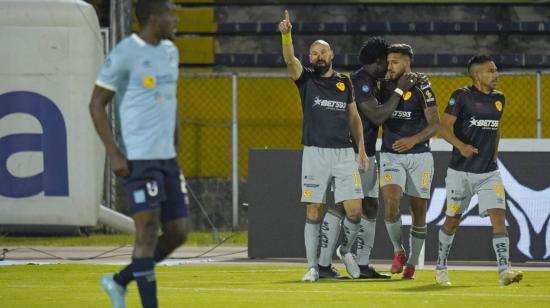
left=173, top=71, right=549, bottom=230
left=106, top=71, right=549, bottom=231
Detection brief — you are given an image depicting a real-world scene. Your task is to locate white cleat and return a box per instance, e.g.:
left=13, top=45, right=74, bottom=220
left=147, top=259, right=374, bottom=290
left=499, top=270, right=523, bottom=286
left=336, top=245, right=360, bottom=279
left=435, top=268, right=452, bottom=286
left=301, top=267, right=319, bottom=282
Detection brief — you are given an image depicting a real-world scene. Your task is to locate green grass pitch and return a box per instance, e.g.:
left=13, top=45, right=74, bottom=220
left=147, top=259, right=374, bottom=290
left=1, top=264, right=549, bottom=307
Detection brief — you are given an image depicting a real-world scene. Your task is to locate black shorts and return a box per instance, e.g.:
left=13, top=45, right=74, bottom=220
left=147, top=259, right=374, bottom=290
left=121, top=158, right=188, bottom=223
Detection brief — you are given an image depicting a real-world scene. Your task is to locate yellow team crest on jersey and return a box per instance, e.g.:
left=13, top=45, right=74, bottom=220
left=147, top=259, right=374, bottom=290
left=384, top=173, right=392, bottom=182
left=336, top=82, right=346, bottom=91
left=495, top=100, right=503, bottom=112
left=403, top=91, right=412, bottom=101
left=143, top=76, right=156, bottom=88
left=303, top=190, right=312, bottom=199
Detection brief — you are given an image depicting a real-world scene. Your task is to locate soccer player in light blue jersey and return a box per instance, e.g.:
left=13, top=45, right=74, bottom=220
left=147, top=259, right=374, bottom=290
left=89, top=1, right=189, bottom=307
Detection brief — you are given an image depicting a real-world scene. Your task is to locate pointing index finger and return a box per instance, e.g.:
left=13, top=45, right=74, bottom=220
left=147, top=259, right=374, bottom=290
left=284, top=10, right=290, bottom=22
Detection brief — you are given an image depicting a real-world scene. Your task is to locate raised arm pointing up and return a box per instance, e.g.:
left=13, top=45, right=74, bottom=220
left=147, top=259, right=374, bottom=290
left=278, top=10, right=302, bottom=80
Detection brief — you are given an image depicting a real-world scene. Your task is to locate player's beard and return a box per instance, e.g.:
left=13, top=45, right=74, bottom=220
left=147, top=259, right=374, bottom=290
left=313, top=61, right=331, bottom=76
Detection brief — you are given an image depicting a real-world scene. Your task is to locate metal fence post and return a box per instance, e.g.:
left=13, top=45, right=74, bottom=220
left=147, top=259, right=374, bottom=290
left=231, top=73, right=239, bottom=229
left=536, top=71, right=542, bottom=139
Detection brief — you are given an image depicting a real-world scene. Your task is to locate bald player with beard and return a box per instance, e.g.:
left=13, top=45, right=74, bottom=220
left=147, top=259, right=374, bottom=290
left=278, top=10, right=369, bottom=282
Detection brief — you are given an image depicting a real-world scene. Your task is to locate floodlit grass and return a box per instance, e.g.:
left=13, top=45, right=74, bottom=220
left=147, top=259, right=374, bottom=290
left=0, top=264, right=548, bottom=307
left=0, top=231, right=248, bottom=247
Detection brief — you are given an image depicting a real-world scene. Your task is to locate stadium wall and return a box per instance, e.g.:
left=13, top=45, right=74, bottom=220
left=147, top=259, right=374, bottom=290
left=248, top=144, right=550, bottom=262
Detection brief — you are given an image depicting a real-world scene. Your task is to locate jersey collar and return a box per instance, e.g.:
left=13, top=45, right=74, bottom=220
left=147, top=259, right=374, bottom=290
left=471, top=84, right=494, bottom=96
left=131, top=33, right=147, bottom=47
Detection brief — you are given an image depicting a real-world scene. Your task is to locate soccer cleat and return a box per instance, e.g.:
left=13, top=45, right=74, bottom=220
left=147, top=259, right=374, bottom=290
left=435, top=268, right=452, bottom=286
left=498, top=270, right=523, bottom=286
left=101, top=274, right=127, bottom=308
left=318, top=265, right=346, bottom=279
left=390, top=251, right=407, bottom=274
left=359, top=265, right=391, bottom=279
left=301, top=267, right=319, bottom=282
left=336, top=245, right=360, bottom=279
left=402, top=265, right=415, bottom=280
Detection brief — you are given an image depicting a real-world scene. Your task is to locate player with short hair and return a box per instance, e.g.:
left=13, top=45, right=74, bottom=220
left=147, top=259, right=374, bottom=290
left=89, top=1, right=189, bottom=307
left=317, top=37, right=419, bottom=279
left=380, top=43, right=440, bottom=279
left=278, top=10, right=369, bottom=282
left=435, top=55, right=523, bottom=286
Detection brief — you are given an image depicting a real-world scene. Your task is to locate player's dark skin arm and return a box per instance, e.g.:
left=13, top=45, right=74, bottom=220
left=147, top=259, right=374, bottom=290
left=356, top=93, right=401, bottom=126
left=89, top=86, right=129, bottom=177
left=392, top=105, right=440, bottom=153
left=357, top=72, right=418, bottom=126
left=438, top=113, right=478, bottom=157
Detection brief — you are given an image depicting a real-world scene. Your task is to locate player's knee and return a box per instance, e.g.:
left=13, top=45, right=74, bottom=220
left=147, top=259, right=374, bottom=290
left=306, top=204, right=324, bottom=221
left=327, top=202, right=345, bottom=218
left=443, top=216, right=460, bottom=233
left=383, top=195, right=400, bottom=209
left=135, top=221, right=160, bottom=248
left=362, top=198, right=378, bottom=219
left=345, top=208, right=362, bottom=222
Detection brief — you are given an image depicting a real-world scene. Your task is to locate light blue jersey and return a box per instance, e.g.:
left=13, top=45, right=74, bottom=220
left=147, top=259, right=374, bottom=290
left=96, top=34, right=179, bottom=160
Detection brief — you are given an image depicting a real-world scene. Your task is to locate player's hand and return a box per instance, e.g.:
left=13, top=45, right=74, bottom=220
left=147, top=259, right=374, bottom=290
left=357, top=151, right=370, bottom=171
left=278, top=10, right=292, bottom=34
left=458, top=144, right=479, bottom=158
left=111, top=151, right=130, bottom=177
left=396, top=72, right=418, bottom=92
left=392, top=136, right=418, bottom=153
left=416, top=72, right=430, bottom=86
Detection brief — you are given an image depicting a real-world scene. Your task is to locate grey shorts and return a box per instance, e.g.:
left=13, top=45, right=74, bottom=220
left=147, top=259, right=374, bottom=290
left=301, top=146, right=364, bottom=204
left=379, top=152, right=434, bottom=199
left=360, top=155, right=379, bottom=198
left=445, top=168, right=506, bottom=218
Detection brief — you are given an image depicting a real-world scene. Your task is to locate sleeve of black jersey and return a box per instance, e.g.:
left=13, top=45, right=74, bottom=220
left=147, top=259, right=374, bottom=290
left=444, top=89, right=465, bottom=116
left=345, top=74, right=355, bottom=105
left=419, top=85, right=437, bottom=109
left=500, top=94, right=506, bottom=116
left=353, top=77, right=377, bottom=106
left=294, top=65, right=313, bottom=87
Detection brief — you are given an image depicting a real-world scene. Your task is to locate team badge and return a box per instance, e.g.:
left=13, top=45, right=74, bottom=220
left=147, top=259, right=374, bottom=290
left=495, top=100, right=503, bottom=112
left=143, top=76, right=156, bottom=88
left=403, top=91, right=412, bottom=101
left=362, top=85, right=370, bottom=93
left=384, top=173, right=392, bottom=182
left=448, top=98, right=456, bottom=106
left=336, top=82, right=346, bottom=91
left=303, top=190, right=312, bottom=198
